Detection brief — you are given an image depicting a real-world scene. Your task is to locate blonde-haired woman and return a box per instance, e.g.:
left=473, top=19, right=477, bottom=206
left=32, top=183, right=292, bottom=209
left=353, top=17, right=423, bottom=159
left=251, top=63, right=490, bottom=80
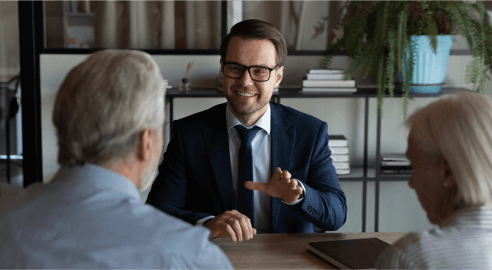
left=376, top=91, right=492, bottom=269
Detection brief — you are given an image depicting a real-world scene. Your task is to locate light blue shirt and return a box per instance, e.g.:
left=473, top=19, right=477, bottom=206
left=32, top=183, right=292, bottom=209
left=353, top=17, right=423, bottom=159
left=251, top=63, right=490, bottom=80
left=0, top=164, right=233, bottom=269
left=198, top=104, right=304, bottom=233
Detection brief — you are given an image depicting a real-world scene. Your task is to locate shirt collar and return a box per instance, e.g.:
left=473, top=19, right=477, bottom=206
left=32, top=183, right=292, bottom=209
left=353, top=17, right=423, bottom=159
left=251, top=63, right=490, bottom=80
left=226, top=103, right=271, bottom=135
left=52, top=163, right=141, bottom=200
left=439, top=206, right=492, bottom=229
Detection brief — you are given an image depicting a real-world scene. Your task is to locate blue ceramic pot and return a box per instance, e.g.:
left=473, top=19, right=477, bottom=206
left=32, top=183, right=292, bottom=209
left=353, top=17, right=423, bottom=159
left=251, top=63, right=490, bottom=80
left=401, top=35, right=453, bottom=94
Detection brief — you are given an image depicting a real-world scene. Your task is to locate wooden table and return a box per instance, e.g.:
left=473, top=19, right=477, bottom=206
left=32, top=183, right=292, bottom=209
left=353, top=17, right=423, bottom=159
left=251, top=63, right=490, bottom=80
left=213, top=232, right=406, bottom=269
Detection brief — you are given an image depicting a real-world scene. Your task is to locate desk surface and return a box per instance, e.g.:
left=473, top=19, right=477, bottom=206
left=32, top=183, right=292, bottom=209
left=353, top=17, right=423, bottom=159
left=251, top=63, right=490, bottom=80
left=213, top=232, right=406, bottom=269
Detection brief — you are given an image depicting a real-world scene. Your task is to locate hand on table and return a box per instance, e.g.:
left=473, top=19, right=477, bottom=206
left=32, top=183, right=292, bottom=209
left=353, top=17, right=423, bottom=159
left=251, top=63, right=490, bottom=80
left=244, top=167, right=303, bottom=203
left=203, top=210, right=257, bottom=242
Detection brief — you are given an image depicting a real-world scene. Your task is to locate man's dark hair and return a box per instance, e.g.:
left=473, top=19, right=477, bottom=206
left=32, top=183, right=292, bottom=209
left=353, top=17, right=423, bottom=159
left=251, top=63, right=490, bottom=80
left=220, top=19, right=288, bottom=67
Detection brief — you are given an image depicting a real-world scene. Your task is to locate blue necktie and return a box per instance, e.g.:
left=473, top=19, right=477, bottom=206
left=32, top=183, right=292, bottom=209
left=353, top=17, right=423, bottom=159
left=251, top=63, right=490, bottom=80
left=235, top=125, right=261, bottom=226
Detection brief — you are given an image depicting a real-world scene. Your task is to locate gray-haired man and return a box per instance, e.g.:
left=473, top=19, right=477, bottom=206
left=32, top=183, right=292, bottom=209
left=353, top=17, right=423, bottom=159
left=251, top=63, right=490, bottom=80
left=0, top=50, right=233, bottom=269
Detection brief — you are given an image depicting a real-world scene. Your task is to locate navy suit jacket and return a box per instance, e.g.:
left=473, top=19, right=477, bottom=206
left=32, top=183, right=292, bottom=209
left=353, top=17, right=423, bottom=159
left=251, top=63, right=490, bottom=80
left=146, top=102, right=347, bottom=233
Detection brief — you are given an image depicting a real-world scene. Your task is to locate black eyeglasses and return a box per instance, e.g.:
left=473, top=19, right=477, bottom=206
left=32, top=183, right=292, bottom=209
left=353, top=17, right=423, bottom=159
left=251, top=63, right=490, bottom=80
left=222, top=63, right=279, bottom=82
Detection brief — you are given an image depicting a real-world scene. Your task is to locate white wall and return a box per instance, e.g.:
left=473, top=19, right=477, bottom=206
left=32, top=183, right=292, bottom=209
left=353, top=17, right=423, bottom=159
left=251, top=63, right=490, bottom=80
left=40, top=53, right=491, bottom=233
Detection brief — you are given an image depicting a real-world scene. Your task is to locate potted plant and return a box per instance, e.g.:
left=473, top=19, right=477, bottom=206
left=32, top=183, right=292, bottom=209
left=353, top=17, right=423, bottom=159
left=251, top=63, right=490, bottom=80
left=323, top=1, right=492, bottom=118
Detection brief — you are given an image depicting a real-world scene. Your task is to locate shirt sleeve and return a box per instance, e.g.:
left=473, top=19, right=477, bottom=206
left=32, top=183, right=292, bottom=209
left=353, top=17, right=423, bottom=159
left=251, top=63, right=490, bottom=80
left=281, top=180, right=305, bottom=206
left=196, top=215, right=215, bottom=226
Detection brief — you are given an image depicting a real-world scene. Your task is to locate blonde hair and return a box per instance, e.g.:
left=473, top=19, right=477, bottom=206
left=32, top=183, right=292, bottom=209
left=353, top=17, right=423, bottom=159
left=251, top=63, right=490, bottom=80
left=405, top=92, right=492, bottom=208
left=53, top=50, right=165, bottom=166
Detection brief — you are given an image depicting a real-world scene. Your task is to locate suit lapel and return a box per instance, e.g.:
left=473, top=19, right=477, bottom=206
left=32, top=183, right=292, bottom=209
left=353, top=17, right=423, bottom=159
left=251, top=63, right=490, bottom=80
left=269, top=103, right=296, bottom=232
left=201, top=103, right=236, bottom=211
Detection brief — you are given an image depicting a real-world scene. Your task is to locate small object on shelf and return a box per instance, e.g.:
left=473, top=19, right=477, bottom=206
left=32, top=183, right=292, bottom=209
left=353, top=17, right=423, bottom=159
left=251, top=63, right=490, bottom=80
left=66, top=37, right=79, bottom=48
left=179, top=62, right=194, bottom=92
left=179, top=78, right=190, bottom=92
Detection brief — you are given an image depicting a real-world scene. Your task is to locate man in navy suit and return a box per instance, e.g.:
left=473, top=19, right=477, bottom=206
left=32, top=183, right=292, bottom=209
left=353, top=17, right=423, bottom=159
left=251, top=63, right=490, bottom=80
left=147, top=19, right=347, bottom=241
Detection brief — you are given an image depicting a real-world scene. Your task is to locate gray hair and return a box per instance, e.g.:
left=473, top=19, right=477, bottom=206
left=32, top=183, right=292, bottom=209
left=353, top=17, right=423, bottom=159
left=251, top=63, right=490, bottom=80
left=405, top=92, right=492, bottom=208
left=53, top=49, right=166, bottom=166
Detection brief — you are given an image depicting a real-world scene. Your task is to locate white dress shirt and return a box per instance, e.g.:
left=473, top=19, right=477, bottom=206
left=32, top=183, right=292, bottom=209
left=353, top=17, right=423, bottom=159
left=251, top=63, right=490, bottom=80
left=198, top=103, right=304, bottom=233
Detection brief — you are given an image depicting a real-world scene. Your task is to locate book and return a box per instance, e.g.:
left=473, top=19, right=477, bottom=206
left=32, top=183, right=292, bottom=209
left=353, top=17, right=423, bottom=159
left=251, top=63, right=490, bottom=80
left=381, top=153, right=409, bottom=162
left=333, top=162, right=349, bottom=169
left=335, top=168, right=350, bottom=175
left=308, top=69, right=345, bottom=74
left=331, top=155, right=349, bottom=162
left=308, top=238, right=390, bottom=269
left=328, top=135, right=348, bottom=147
left=381, top=168, right=413, bottom=174
left=306, top=73, right=347, bottom=80
left=330, top=147, right=349, bottom=155
left=303, top=80, right=356, bottom=88
left=381, top=160, right=411, bottom=166
left=302, top=87, right=357, bottom=93
left=380, top=165, right=412, bottom=170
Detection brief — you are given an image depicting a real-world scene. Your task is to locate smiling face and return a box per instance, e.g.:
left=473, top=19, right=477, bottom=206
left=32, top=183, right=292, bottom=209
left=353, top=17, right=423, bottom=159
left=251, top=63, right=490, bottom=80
left=221, top=37, right=283, bottom=126
left=406, top=132, right=457, bottom=224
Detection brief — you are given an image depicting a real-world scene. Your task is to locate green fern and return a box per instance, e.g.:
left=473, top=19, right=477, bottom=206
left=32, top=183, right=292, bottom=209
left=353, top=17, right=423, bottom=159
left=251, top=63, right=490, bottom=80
left=377, top=55, right=385, bottom=117
left=386, top=30, right=396, bottom=98
left=396, top=8, right=408, bottom=74
left=323, top=1, right=492, bottom=119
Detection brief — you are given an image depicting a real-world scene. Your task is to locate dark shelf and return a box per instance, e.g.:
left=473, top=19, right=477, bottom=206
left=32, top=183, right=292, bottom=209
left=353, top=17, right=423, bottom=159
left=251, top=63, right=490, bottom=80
left=277, top=87, right=474, bottom=98
left=165, top=87, right=474, bottom=99
left=337, top=167, right=410, bottom=182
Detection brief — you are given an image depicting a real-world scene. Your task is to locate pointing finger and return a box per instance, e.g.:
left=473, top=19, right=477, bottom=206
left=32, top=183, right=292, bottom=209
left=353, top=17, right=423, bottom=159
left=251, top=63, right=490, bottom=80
left=244, top=181, right=268, bottom=193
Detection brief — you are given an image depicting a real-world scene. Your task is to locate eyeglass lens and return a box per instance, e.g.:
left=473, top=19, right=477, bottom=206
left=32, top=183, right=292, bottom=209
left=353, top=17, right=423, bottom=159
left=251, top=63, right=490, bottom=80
left=224, top=64, right=271, bottom=81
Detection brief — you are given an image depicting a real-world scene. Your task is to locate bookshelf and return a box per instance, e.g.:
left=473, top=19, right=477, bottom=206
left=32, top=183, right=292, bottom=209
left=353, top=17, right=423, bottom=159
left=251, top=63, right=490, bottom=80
left=166, top=87, right=472, bottom=232
left=62, top=1, right=94, bottom=48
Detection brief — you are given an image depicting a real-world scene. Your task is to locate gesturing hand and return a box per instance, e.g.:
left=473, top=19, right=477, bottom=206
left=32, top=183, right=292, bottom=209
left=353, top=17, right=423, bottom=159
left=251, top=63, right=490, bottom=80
left=244, top=167, right=303, bottom=203
left=203, top=210, right=257, bottom=242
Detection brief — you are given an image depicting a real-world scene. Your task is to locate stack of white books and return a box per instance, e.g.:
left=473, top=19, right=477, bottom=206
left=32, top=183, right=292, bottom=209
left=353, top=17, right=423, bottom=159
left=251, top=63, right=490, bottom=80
left=329, top=135, right=350, bottom=175
left=302, top=69, right=357, bottom=93
left=163, top=79, right=172, bottom=89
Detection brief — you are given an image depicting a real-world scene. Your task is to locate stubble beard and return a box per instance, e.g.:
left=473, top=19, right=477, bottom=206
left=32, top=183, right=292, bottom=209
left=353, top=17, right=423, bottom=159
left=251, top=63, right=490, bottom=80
left=226, top=90, right=270, bottom=117
left=229, top=99, right=269, bottom=116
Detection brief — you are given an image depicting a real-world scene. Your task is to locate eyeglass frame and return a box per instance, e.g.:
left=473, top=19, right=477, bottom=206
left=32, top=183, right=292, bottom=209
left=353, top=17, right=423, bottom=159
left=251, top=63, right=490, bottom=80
left=222, top=62, right=280, bottom=82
